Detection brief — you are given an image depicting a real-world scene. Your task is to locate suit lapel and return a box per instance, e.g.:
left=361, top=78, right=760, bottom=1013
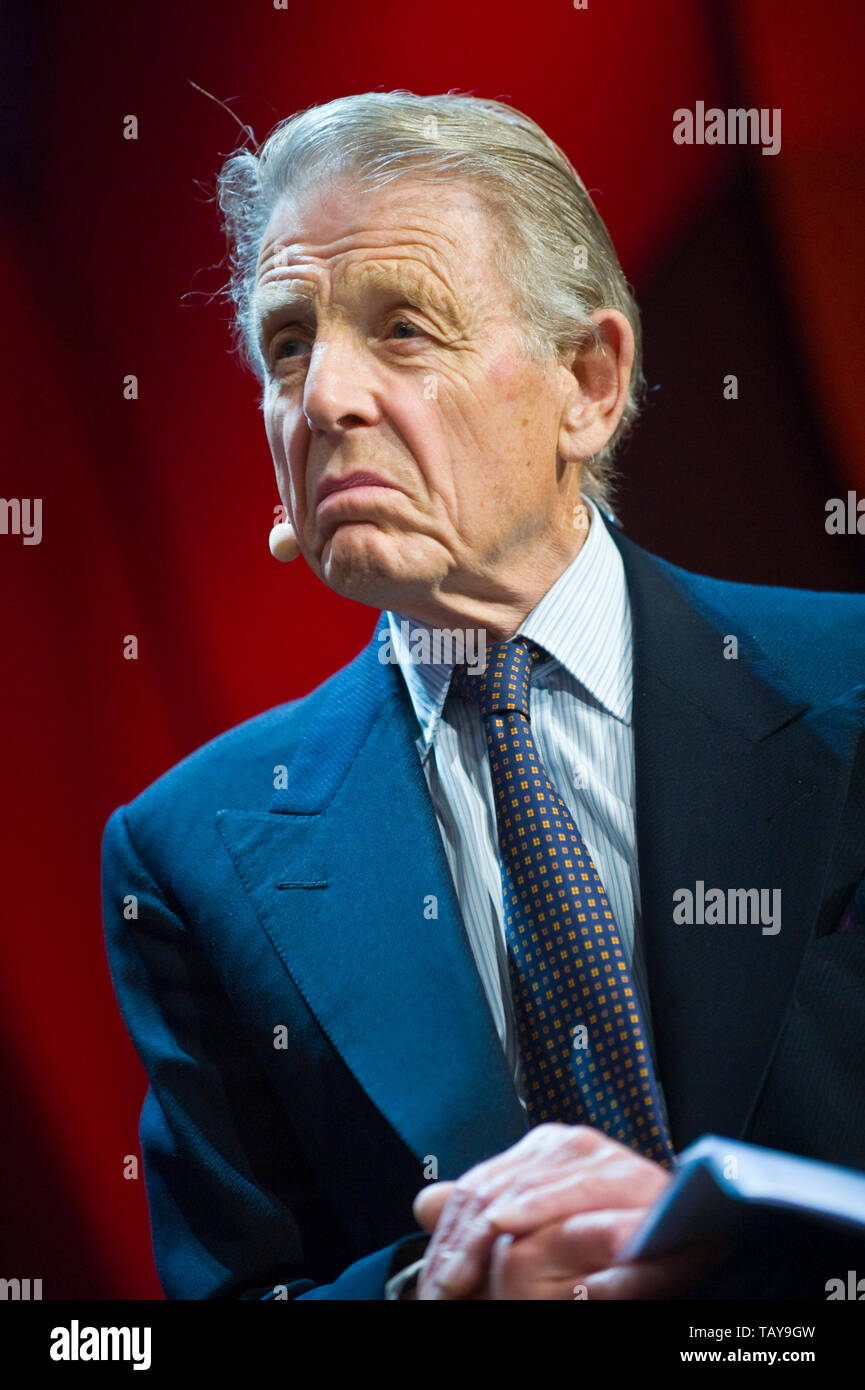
left=217, top=620, right=527, bottom=1181
left=609, top=523, right=865, bottom=1150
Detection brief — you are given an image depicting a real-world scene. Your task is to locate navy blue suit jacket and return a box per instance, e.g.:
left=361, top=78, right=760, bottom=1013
left=101, top=517, right=865, bottom=1298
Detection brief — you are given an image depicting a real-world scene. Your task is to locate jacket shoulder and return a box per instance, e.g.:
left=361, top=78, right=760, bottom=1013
left=105, top=642, right=373, bottom=851
left=659, top=555, right=865, bottom=699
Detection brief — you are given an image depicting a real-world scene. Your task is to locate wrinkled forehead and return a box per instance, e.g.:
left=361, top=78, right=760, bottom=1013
left=251, top=175, right=502, bottom=329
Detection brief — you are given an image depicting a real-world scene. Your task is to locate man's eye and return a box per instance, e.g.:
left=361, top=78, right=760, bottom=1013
left=390, top=319, right=423, bottom=340
left=275, top=338, right=309, bottom=361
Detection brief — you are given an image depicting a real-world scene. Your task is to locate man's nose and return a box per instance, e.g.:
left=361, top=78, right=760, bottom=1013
left=302, top=334, right=382, bottom=433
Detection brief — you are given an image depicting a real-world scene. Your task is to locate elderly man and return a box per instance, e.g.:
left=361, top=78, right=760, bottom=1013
left=101, top=90, right=865, bottom=1301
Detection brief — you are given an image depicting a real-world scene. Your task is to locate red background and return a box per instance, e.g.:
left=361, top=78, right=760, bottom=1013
left=2, top=0, right=863, bottom=1297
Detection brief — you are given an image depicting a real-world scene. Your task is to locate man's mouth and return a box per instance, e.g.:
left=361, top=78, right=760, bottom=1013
left=315, top=471, right=400, bottom=509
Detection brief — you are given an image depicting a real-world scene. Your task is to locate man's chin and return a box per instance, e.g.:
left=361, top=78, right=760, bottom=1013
left=317, top=523, right=433, bottom=609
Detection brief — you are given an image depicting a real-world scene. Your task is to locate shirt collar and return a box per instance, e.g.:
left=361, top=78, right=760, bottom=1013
left=383, top=496, right=632, bottom=751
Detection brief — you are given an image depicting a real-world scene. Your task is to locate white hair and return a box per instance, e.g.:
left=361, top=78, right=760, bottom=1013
left=216, top=89, right=645, bottom=513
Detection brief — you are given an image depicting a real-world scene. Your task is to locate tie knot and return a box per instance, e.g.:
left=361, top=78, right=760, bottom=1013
left=450, top=637, right=544, bottom=720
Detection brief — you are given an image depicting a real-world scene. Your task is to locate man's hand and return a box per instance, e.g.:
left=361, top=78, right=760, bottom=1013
left=411, top=1123, right=722, bottom=1300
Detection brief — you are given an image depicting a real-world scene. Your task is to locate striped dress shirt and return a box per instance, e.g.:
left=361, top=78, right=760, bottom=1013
left=385, top=496, right=668, bottom=1125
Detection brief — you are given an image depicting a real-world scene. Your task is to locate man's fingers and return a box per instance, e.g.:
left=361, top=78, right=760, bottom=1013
left=419, top=1205, right=645, bottom=1301
left=417, top=1191, right=494, bottom=1296
left=418, top=1191, right=734, bottom=1301
left=483, top=1153, right=670, bottom=1235
left=416, top=1126, right=668, bottom=1297
left=415, top=1129, right=583, bottom=1291
left=412, top=1181, right=455, bottom=1230
left=437, top=1210, right=657, bottom=1300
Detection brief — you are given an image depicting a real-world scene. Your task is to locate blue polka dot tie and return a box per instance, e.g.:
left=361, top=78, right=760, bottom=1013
left=451, top=637, right=674, bottom=1167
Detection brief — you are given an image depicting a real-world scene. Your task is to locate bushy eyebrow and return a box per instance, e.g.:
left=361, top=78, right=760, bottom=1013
left=253, top=280, right=316, bottom=345
left=349, top=262, right=461, bottom=327
left=252, top=261, right=463, bottom=349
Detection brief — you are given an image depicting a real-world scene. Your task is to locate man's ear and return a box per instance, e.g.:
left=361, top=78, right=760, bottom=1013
left=557, top=308, right=634, bottom=463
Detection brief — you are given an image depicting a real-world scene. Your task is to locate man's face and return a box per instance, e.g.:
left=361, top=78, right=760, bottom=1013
left=254, top=174, right=579, bottom=623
